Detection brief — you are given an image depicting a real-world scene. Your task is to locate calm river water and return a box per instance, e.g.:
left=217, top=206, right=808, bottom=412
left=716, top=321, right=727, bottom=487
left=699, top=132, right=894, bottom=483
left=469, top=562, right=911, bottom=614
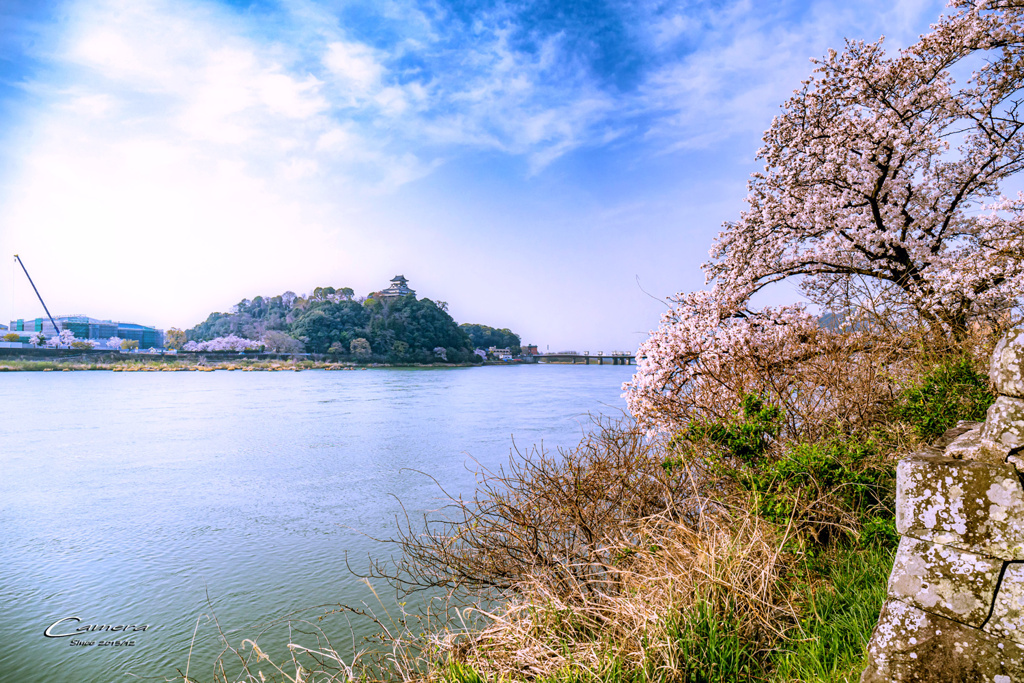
left=0, top=364, right=635, bottom=682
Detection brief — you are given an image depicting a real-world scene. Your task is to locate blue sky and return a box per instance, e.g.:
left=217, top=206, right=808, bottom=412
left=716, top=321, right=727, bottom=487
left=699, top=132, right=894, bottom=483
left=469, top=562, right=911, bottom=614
left=0, top=0, right=947, bottom=351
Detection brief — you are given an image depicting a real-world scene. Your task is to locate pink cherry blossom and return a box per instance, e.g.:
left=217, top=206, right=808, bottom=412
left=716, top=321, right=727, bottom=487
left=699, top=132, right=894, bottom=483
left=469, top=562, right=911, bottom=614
left=627, top=1, right=1024, bottom=432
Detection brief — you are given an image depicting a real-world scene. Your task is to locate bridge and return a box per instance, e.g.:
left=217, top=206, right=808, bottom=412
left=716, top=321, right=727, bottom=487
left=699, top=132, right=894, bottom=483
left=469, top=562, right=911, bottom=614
left=532, top=351, right=635, bottom=365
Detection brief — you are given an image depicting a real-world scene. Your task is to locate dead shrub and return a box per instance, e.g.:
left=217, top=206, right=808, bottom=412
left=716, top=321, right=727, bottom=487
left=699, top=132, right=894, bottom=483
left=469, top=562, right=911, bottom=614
left=420, top=505, right=795, bottom=682
left=377, top=418, right=686, bottom=601
left=352, top=419, right=800, bottom=681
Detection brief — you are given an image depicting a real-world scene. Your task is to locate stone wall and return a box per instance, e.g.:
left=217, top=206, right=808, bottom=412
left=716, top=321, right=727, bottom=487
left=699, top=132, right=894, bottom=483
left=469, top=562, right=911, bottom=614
left=862, top=330, right=1024, bottom=682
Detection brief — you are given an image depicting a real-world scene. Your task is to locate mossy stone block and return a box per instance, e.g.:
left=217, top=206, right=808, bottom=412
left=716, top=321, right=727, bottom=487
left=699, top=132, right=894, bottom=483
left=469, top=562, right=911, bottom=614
left=992, top=330, right=1024, bottom=399
left=981, top=397, right=1024, bottom=459
left=862, top=599, right=1024, bottom=682
left=987, top=563, right=1024, bottom=644
left=897, top=453, right=1024, bottom=559
left=887, top=536, right=1002, bottom=627
left=946, top=426, right=1000, bottom=463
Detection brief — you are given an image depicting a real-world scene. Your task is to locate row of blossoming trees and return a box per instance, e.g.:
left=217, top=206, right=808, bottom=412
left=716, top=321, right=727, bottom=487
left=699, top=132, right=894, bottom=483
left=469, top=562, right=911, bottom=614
left=14, top=329, right=136, bottom=350
left=624, top=0, right=1024, bottom=436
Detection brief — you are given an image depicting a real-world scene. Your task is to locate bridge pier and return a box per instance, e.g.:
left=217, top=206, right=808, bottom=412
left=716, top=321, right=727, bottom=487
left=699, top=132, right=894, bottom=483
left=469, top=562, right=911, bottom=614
left=533, top=352, right=635, bottom=364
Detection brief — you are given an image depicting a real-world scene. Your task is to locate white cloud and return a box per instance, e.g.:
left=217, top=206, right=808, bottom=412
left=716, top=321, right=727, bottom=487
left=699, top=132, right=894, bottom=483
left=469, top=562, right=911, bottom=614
left=634, top=0, right=948, bottom=152
left=323, top=41, right=385, bottom=94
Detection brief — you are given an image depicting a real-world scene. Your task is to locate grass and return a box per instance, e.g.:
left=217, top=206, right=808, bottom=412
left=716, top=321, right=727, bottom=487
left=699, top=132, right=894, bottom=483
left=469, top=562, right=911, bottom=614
left=769, top=543, right=895, bottom=682
left=434, top=541, right=894, bottom=683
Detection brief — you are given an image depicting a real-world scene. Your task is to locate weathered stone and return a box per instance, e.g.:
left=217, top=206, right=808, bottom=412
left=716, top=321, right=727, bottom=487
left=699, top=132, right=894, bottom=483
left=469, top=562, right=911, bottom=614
left=897, top=452, right=1024, bottom=559
left=939, top=421, right=985, bottom=450
left=887, top=536, right=1003, bottom=626
left=980, top=397, right=1024, bottom=459
left=992, top=330, right=1024, bottom=399
left=986, top=563, right=1024, bottom=645
left=946, top=425, right=997, bottom=462
left=861, top=599, right=1024, bottom=682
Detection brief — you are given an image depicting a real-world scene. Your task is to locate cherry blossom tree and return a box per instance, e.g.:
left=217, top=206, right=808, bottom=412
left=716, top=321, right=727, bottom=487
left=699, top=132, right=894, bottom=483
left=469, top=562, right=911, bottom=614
left=106, top=336, right=124, bottom=349
left=187, top=334, right=259, bottom=352
left=709, top=0, right=1024, bottom=333
left=627, top=1, right=1024, bottom=432
left=46, top=329, right=77, bottom=348
left=261, top=330, right=304, bottom=354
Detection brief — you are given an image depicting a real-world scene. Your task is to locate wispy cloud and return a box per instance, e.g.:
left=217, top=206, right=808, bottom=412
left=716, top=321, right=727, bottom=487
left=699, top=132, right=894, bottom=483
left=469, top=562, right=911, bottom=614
left=10, top=0, right=951, bottom=185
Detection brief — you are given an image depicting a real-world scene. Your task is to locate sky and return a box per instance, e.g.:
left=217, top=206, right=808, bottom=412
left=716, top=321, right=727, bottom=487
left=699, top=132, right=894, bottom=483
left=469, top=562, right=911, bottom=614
left=0, top=0, right=950, bottom=353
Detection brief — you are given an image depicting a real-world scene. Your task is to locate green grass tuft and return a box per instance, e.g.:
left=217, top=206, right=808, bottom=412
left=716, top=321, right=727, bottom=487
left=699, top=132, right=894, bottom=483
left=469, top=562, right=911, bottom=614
left=769, top=543, right=895, bottom=682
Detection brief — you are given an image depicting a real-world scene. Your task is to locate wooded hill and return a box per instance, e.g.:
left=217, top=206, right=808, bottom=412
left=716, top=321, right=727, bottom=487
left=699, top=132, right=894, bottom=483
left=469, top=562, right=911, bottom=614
left=185, top=287, right=519, bottom=363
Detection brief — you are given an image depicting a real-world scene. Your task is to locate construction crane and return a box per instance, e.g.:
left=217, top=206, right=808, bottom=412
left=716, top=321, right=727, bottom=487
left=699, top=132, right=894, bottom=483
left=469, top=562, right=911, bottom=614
left=13, top=255, right=61, bottom=335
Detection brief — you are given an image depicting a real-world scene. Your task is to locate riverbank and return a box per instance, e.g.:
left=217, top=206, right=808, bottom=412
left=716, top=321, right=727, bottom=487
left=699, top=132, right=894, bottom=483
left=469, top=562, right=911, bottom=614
left=280, top=340, right=993, bottom=683
left=0, top=357, right=479, bottom=371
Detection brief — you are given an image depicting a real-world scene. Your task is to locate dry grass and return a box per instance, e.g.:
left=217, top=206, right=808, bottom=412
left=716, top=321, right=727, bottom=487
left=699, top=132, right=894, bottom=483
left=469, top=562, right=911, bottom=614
left=423, top=507, right=796, bottom=682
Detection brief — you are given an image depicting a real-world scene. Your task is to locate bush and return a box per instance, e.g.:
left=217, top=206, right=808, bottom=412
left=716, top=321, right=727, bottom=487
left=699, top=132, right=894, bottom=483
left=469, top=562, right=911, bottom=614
left=679, top=394, right=783, bottom=465
left=667, top=395, right=895, bottom=548
left=894, top=357, right=994, bottom=441
left=737, top=434, right=895, bottom=546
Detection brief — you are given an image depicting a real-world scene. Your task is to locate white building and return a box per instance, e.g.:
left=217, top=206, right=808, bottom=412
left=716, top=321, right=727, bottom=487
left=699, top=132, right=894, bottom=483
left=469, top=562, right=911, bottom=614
left=488, top=346, right=513, bottom=360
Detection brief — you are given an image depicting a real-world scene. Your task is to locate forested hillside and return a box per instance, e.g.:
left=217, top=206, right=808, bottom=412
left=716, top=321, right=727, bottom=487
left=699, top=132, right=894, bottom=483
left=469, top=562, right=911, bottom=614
left=184, top=287, right=517, bottom=364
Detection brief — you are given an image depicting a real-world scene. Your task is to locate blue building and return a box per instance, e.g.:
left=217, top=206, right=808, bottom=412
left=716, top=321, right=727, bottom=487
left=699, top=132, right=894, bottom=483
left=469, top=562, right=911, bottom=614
left=9, top=315, right=164, bottom=348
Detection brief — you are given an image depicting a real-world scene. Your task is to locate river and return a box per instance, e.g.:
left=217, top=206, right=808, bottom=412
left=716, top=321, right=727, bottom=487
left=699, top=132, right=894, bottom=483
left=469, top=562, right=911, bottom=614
left=0, top=364, right=635, bottom=682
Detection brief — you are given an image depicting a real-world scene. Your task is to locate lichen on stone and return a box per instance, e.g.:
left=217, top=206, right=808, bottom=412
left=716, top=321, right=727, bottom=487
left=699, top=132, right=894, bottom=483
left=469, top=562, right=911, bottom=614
left=897, top=455, right=1024, bottom=560
left=981, top=397, right=1024, bottom=459
left=888, top=536, right=1002, bottom=627
left=991, top=330, right=1024, bottom=399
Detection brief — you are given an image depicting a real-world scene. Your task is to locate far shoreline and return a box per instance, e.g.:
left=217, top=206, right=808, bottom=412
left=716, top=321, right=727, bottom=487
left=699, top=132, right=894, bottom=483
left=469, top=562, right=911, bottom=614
left=0, top=357, right=632, bottom=372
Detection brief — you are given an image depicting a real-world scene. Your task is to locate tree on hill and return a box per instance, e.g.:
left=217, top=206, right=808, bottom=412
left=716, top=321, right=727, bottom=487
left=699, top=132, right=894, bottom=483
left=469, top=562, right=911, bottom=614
left=460, top=323, right=521, bottom=353
left=187, top=287, right=359, bottom=342
left=290, top=300, right=369, bottom=354
left=365, top=295, right=475, bottom=363
left=261, top=330, right=305, bottom=354
left=185, top=285, right=479, bottom=363
left=164, top=328, right=187, bottom=350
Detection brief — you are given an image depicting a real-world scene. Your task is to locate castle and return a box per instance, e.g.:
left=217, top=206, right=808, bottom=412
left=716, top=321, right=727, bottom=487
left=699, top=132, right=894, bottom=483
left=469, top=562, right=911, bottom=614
left=377, top=275, right=416, bottom=299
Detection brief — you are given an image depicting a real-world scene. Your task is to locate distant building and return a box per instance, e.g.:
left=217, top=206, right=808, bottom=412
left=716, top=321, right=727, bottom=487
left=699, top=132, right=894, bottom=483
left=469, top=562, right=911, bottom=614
left=488, top=346, right=513, bottom=360
left=522, top=344, right=539, bottom=356
left=376, top=275, right=416, bottom=299
left=9, top=315, right=164, bottom=348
